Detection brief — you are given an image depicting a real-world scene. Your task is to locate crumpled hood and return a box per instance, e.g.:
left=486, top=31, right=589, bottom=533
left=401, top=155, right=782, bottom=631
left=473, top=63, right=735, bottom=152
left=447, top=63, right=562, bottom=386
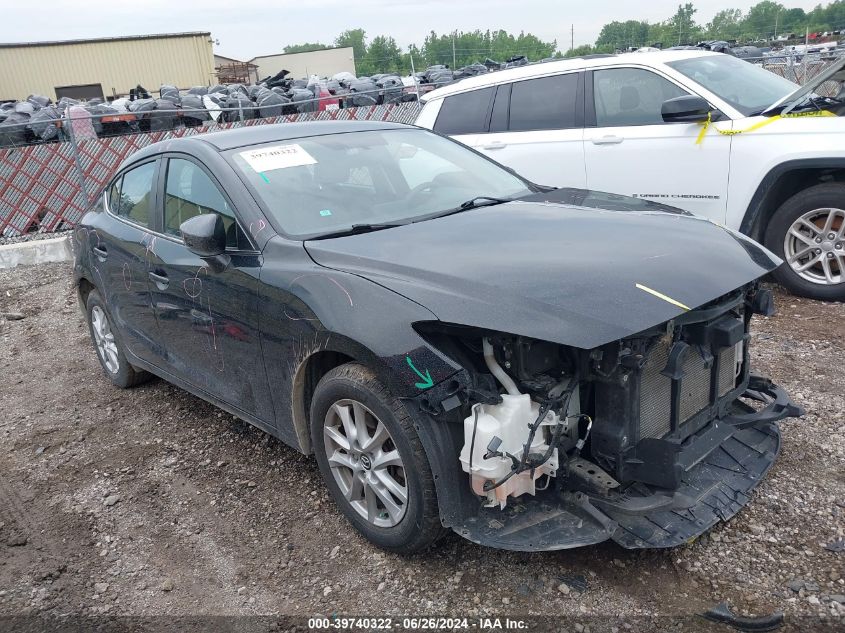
left=305, top=196, right=781, bottom=349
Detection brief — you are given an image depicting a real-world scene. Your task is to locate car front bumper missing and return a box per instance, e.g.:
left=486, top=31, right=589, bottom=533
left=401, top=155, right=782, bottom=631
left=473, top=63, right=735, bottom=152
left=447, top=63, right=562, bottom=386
left=451, top=376, right=803, bottom=551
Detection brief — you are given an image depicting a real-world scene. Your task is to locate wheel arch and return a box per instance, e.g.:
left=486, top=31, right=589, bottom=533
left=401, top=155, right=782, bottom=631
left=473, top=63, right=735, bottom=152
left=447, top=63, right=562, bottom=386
left=76, top=276, right=96, bottom=313
left=741, top=159, right=845, bottom=242
left=291, top=349, right=356, bottom=455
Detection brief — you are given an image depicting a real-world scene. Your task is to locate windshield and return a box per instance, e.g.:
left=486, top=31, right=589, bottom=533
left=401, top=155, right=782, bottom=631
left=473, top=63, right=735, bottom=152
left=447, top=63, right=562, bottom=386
left=227, top=128, right=533, bottom=238
left=667, top=55, right=798, bottom=116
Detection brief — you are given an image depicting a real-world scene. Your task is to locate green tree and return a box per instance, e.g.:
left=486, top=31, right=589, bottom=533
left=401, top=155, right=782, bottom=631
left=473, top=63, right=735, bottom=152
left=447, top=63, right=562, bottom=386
left=420, top=29, right=556, bottom=68
left=564, top=44, right=598, bottom=58
left=742, top=1, right=786, bottom=39
left=706, top=9, right=744, bottom=40
left=363, top=35, right=403, bottom=75
left=401, top=44, right=423, bottom=75
left=283, top=43, right=327, bottom=54
left=667, top=3, right=703, bottom=45
left=335, top=28, right=368, bottom=67
left=596, top=20, right=650, bottom=50
left=807, top=0, right=845, bottom=33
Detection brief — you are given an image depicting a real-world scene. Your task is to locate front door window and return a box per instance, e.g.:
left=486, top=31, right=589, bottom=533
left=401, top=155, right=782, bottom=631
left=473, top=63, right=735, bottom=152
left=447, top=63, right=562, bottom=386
left=593, top=68, right=689, bottom=127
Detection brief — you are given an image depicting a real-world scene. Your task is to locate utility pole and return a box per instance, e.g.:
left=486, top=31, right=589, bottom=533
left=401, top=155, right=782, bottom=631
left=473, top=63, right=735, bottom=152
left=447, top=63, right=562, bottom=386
left=452, top=31, right=456, bottom=68
left=571, top=24, right=574, bottom=52
left=409, top=50, right=420, bottom=100
left=775, top=11, right=779, bottom=39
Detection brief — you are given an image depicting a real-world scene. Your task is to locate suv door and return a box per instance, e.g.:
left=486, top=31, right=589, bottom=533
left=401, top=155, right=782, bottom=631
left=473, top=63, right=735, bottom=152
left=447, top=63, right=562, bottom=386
left=583, top=66, right=731, bottom=221
left=432, top=73, right=586, bottom=188
left=146, top=155, right=274, bottom=422
left=94, top=160, right=163, bottom=366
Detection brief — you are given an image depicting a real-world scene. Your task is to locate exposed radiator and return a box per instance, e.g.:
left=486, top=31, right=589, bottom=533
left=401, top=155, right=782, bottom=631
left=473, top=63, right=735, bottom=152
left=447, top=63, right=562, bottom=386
left=639, top=338, right=738, bottom=439
left=639, top=339, right=673, bottom=440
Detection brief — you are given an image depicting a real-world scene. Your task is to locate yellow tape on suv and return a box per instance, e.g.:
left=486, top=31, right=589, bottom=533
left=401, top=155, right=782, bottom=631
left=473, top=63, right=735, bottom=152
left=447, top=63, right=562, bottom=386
left=696, top=110, right=837, bottom=145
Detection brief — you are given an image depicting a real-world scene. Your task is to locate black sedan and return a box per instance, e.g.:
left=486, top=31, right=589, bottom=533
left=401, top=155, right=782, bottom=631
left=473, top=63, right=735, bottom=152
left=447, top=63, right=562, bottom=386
left=73, top=121, right=802, bottom=553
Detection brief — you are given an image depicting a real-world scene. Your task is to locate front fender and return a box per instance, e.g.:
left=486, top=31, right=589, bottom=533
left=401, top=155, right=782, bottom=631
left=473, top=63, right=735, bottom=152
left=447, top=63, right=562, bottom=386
left=258, top=237, right=463, bottom=449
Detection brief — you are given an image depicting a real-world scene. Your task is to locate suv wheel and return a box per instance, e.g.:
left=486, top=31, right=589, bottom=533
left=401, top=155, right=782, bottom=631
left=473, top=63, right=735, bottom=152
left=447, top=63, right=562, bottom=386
left=85, top=289, right=150, bottom=388
left=310, top=363, right=443, bottom=553
left=765, top=183, right=845, bottom=301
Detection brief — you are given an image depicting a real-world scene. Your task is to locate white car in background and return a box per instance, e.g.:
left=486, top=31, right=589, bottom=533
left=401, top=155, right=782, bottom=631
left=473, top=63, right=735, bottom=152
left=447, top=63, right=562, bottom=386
left=415, top=51, right=845, bottom=301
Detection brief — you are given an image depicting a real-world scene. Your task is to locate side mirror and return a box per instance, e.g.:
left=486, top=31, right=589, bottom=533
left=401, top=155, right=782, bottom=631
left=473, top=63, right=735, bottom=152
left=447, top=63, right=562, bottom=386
left=661, top=95, right=712, bottom=123
left=180, top=213, right=226, bottom=258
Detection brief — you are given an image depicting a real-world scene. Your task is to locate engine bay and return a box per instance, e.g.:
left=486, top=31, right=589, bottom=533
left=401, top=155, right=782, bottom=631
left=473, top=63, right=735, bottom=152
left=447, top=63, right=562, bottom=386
left=414, top=283, right=804, bottom=549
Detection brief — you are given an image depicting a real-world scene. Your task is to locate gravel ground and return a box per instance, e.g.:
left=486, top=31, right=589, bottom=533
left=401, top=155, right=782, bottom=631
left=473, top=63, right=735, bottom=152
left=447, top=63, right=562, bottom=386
left=0, top=262, right=842, bottom=631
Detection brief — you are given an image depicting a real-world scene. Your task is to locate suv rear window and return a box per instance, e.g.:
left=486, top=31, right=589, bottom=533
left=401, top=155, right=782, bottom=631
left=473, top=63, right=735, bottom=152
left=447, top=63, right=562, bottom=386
left=433, top=87, right=494, bottom=135
left=509, top=73, right=579, bottom=131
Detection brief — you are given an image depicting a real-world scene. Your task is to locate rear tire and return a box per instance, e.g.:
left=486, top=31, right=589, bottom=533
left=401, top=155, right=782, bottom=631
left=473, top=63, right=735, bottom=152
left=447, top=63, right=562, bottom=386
left=764, top=183, right=845, bottom=301
left=85, top=289, right=150, bottom=388
left=310, top=362, right=444, bottom=553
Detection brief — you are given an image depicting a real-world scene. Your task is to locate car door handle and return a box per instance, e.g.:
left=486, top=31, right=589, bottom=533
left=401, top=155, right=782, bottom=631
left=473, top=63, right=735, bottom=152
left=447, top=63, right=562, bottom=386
left=482, top=141, right=507, bottom=150
left=190, top=308, right=213, bottom=325
left=148, top=271, right=169, bottom=288
left=92, top=245, right=108, bottom=260
left=591, top=135, right=624, bottom=145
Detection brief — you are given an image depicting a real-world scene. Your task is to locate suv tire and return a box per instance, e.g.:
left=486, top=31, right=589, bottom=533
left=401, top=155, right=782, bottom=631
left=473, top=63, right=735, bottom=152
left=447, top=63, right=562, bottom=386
left=764, top=182, right=845, bottom=301
left=310, top=362, right=444, bottom=553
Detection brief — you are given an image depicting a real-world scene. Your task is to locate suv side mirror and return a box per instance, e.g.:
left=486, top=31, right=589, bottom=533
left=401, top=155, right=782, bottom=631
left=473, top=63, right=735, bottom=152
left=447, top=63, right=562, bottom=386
left=180, top=213, right=226, bottom=258
left=661, top=95, right=712, bottom=123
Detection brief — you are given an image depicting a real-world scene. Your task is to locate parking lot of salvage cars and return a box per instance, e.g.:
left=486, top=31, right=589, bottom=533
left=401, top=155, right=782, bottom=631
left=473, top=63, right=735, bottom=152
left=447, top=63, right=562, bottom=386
left=0, top=262, right=843, bottom=622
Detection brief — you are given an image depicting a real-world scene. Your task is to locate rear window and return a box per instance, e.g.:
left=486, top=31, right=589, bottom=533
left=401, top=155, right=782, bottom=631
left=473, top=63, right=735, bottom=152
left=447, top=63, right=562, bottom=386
left=433, top=87, right=494, bottom=135
left=509, top=73, right=579, bottom=131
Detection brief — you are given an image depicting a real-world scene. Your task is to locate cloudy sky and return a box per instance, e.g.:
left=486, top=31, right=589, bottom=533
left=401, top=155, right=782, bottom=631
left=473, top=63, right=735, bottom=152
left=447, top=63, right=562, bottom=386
left=0, top=0, right=826, bottom=60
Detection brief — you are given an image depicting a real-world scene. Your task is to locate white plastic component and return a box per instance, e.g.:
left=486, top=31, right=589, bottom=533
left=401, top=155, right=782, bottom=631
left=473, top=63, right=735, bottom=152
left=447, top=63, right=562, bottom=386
left=459, top=394, right=561, bottom=509
left=482, top=338, right=520, bottom=396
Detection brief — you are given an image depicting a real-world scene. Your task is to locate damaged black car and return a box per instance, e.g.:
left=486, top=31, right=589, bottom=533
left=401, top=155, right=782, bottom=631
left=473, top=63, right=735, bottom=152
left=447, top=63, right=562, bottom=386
left=73, top=121, right=803, bottom=553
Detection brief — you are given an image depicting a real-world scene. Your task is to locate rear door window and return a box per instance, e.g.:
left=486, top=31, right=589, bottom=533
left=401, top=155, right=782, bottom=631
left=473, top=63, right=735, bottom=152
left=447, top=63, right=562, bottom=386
left=433, top=87, right=494, bottom=135
left=508, top=73, right=579, bottom=131
left=112, top=162, right=156, bottom=227
left=593, top=68, right=689, bottom=127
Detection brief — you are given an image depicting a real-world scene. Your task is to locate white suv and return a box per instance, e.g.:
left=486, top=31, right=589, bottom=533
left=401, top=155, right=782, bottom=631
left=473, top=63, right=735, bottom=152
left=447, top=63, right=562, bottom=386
left=415, top=50, right=845, bottom=301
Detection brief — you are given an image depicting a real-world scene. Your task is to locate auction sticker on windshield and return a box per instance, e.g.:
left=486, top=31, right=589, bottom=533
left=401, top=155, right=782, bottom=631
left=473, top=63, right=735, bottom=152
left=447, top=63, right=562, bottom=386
left=240, top=144, right=317, bottom=173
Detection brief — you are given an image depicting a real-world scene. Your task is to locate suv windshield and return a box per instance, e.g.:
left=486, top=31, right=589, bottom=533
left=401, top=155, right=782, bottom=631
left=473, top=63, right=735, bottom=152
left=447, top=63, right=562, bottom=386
left=667, top=54, right=798, bottom=116
left=227, top=128, right=533, bottom=238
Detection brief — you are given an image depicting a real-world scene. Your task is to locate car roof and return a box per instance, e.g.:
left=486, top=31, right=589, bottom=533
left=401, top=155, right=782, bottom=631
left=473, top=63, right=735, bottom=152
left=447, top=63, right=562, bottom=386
left=423, top=50, right=724, bottom=101
left=127, top=120, right=412, bottom=164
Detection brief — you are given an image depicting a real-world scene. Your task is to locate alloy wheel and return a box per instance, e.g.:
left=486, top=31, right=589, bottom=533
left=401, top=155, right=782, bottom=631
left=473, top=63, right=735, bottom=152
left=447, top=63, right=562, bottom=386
left=783, top=207, right=845, bottom=285
left=91, top=305, right=120, bottom=374
left=323, top=399, right=408, bottom=528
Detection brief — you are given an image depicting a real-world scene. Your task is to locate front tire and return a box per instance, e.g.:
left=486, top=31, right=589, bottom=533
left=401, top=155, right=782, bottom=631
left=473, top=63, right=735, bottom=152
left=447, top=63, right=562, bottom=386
left=765, top=183, right=845, bottom=301
left=85, top=289, right=150, bottom=388
left=310, top=363, right=443, bottom=553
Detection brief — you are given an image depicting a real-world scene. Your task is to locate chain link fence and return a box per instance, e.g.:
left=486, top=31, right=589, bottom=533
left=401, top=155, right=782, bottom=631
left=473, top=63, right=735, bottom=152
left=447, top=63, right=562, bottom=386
left=0, top=101, right=423, bottom=238
left=752, top=52, right=843, bottom=96
left=1, top=55, right=842, bottom=239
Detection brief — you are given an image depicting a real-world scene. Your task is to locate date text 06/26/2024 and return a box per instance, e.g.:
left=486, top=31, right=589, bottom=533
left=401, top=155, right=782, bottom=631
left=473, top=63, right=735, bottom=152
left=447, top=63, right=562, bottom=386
left=308, top=617, right=529, bottom=630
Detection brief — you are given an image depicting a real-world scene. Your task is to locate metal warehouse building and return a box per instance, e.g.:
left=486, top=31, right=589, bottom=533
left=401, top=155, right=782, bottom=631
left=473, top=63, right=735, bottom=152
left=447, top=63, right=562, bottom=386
left=250, top=46, right=356, bottom=81
left=0, top=32, right=215, bottom=102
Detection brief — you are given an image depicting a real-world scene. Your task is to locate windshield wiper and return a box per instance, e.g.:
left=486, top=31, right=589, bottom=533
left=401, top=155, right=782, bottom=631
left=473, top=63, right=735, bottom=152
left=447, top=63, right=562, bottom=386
left=309, top=223, right=405, bottom=240
left=460, top=196, right=512, bottom=209
left=429, top=196, right=512, bottom=220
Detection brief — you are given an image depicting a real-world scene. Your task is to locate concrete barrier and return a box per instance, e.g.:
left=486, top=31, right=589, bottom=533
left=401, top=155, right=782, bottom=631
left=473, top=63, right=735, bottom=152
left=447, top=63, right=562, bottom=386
left=0, top=236, right=73, bottom=269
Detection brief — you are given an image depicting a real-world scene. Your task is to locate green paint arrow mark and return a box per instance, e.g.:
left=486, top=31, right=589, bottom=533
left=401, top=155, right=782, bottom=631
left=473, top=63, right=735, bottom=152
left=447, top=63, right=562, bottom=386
left=405, top=356, right=434, bottom=390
